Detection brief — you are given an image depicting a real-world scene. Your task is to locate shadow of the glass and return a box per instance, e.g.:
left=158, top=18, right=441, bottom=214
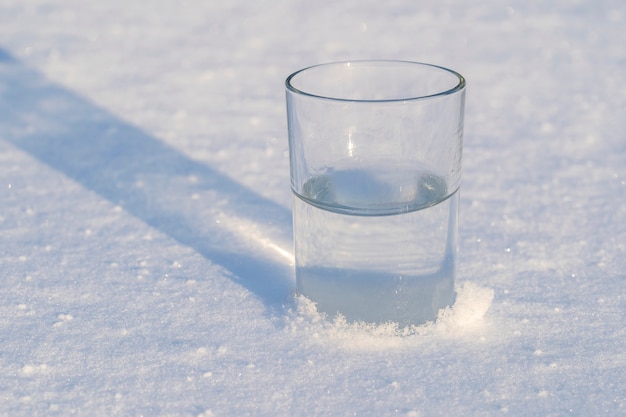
left=0, top=48, right=294, bottom=311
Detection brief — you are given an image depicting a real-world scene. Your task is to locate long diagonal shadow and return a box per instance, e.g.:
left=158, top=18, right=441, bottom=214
left=0, top=48, right=294, bottom=310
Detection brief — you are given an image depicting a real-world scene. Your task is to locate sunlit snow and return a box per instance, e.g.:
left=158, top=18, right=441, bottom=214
left=0, top=0, right=624, bottom=416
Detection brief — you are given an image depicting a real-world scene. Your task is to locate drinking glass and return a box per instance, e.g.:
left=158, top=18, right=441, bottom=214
left=285, top=60, right=466, bottom=326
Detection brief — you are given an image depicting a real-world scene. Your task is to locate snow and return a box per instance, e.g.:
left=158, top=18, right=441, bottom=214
left=0, top=0, right=624, bottom=415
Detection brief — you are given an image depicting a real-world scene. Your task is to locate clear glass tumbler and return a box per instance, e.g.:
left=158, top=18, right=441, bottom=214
left=285, top=60, right=466, bottom=326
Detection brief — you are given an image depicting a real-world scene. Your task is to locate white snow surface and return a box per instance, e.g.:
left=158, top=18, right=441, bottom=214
left=0, top=0, right=625, bottom=415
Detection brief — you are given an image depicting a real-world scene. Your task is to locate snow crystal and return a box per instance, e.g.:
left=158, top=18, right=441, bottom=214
left=289, top=282, right=494, bottom=351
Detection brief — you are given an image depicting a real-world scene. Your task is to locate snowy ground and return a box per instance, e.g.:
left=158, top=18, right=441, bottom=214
left=0, top=0, right=625, bottom=415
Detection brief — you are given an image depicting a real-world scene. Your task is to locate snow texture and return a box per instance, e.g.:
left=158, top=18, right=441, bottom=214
left=0, top=0, right=624, bottom=416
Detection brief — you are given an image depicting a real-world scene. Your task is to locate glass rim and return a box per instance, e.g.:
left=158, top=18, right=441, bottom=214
left=285, top=59, right=466, bottom=103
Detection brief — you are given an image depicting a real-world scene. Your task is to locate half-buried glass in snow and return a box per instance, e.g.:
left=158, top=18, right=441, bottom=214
left=285, top=60, right=466, bottom=326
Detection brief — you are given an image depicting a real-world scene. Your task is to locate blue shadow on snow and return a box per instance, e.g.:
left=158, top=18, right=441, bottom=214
left=0, top=47, right=294, bottom=311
